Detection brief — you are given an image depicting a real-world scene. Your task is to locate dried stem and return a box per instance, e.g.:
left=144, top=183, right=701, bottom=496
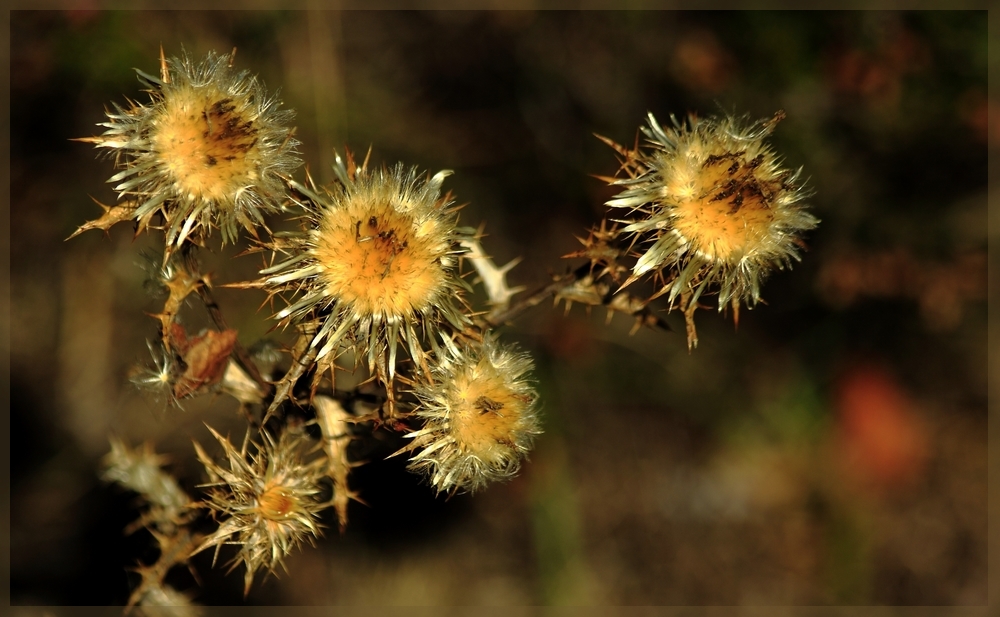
left=484, top=262, right=594, bottom=327
left=483, top=261, right=672, bottom=334
left=195, top=284, right=270, bottom=395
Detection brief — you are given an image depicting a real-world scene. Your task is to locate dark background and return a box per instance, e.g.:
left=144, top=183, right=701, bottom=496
left=8, top=9, right=991, bottom=606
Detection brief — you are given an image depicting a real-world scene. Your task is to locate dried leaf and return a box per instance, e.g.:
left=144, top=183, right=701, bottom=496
left=173, top=328, right=239, bottom=399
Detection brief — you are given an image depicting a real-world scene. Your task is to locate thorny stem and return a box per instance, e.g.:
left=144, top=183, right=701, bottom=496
left=176, top=242, right=270, bottom=395
left=196, top=283, right=270, bottom=395
left=681, top=291, right=701, bottom=352
left=126, top=527, right=201, bottom=611
left=483, top=260, right=672, bottom=333
left=483, top=261, right=592, bottom=326
left=264, top=328, right=319, bottom=423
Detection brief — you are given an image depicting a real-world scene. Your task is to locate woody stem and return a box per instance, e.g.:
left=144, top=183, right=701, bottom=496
left=483, top=261, right=595, bottom=327
left=195, top=284, right=271, bottom=394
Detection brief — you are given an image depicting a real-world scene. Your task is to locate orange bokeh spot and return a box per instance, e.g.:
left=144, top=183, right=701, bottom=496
left=835, top=364, right=929, bottom=491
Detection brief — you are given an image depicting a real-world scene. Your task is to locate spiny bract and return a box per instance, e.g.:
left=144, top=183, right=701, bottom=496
left=403, top=335, right=541, bottom=495
left=75, top=49, right=301, bottom=256
left=606, top=111, right=818, bottom=312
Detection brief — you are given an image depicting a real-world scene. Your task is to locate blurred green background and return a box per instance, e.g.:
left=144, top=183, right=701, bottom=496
left=8, top=9, right=991, bottom=607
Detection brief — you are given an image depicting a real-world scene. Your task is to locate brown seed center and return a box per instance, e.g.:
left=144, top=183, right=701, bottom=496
left=449, top=359, right=528, bottom=456
left=153, top=87, right=260, bottom=203
left=672, top=150, right=778, bottom=261
left=314, top=199, right=448, bottom=318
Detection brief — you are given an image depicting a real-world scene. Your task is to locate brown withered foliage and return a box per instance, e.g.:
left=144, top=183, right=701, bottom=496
left=168, top=324, right=239, bottom=399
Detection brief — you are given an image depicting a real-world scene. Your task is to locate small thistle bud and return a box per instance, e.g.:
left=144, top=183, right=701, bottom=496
left=130, top=339, right=182, bottom=407
left=193, top=426, right=326, bottom=595
left=402, top=335, right=542, bottom=495
left=74, top=49, right=301, bottom=255
left=606, top=111, right=818, bottom=312
left=256, top=150, right=473, bottom=381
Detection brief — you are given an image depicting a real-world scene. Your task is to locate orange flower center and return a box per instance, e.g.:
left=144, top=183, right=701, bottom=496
left=313, top=196, right=449, bottom=318
left=257, top=484, right=296, bottom=520
left=153, top=86, right=261, bottom=203
left=448, top=358, right=529, bottom=457
left=670, top=151, right=778, bottom=262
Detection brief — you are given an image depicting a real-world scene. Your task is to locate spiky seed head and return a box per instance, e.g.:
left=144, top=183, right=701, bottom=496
left=606, top=111, right=818, bottom=310
left=194, top=426, right=326, bottom=595
left=259, top=152, right=473, bottom=376
left=101, top=437, right=192, bottom=530
left=78, top=49, right=301, bottom=255
left=404, top=335, right=542, bottom=495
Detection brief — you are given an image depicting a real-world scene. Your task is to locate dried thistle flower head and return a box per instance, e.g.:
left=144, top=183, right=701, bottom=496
left=74, top=48, right=301, bottom=255
left=402, top=335, right=541, bottom=495
left=606, top=111, right=817, bottom=312
left=193, top=426, right=326, bottom=595
left=258, top=151, right=473, bottom=380
left=101, top=437, right=193, bottom=531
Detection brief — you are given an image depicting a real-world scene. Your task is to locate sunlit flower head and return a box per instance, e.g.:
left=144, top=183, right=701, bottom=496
left=258, top=151, right=473, bottom=378
left=75, top=49, right=301, bottom=256
left=606, top=111, right=817, bottom=311
left=403, top=335, right=541, bottom=495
